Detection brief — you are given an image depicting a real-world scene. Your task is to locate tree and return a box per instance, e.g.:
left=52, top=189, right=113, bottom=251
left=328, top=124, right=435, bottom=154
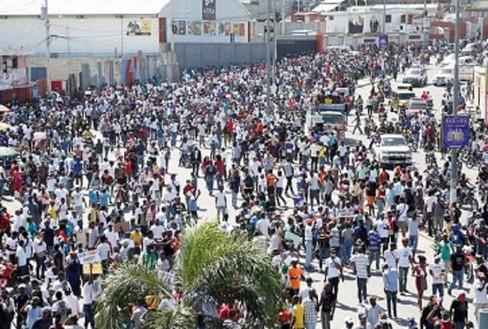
left=95, top=222, right=284, bottom=329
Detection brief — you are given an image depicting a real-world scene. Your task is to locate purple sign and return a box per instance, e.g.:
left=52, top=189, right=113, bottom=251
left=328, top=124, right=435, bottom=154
left=442, top=115, right=470, bottom=149
left=378, top=34, right=388, bottom=47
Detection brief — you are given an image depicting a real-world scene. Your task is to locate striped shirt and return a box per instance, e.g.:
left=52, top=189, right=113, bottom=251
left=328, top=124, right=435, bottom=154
left=351, top=253, right=369, bottom=279
left=368, top=230, right=381, bottom=252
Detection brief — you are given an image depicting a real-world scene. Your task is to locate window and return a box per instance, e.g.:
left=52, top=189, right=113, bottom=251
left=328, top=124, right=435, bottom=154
left=385, top=15, right=391, bottom=23
left=328, top=16, right=334, bottom=20
left=401, top=15, right=406, bottom=23
left=408, top=14, right=413, bottom=24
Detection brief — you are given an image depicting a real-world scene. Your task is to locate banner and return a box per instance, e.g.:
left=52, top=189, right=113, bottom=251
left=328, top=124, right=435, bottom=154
left=126, top=19, right=152, bottom=36
left=441, top=115, right=470, bottom=149
left=202, top=0, right=216, bottom=20
left=378, top=34, right=388, bottom=47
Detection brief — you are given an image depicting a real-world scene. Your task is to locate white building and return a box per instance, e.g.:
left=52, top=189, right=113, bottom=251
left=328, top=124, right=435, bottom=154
left=324, top=4, right=437, bottom=35
left=0, top=0, right=251, bottom=56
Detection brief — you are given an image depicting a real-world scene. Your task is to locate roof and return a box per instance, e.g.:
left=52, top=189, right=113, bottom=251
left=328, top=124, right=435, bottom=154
left=312, top=0, right=344, bottom=13
left=0, top=0, right=170, bottom=16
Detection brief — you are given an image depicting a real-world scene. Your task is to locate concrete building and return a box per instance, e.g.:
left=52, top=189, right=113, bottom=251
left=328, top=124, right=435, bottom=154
left=323, top=4, right=437, bottom=36
left=0, top=0, right=252, bottom=57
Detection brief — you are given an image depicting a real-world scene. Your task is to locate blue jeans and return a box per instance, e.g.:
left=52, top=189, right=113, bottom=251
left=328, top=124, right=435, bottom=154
left=231, top=191, right=238, bottom=208
left=340, top=240, right=353, bottom=264
left=170, top=132, right=177, bottom=147
left=83, top=304, right=95, bottom=329
left=205, top=176, right=214, bottom=193
left=451, top=270, right=464, bottom=290
left=409, top=235, right=418, bottom=253
left=357, top=278, right=368, bottom=303
left=399, top=266, right=409, bottom=292
left=305, top=239, right=313, bottom=269
left=0, top=179, right=3, bottom=198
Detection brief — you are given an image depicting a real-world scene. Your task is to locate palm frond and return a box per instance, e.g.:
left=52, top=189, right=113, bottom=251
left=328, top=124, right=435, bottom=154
left=175, top=222, right=230, bottom=290
left=144, top=302, right=197, bottom=329
left=96, top=263, right=173, bottom=329
left=185, top=229, right=284, bottom=328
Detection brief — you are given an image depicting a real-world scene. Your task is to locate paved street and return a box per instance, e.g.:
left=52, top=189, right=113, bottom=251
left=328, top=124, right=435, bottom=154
left=0, top=60, right=479, bottom=329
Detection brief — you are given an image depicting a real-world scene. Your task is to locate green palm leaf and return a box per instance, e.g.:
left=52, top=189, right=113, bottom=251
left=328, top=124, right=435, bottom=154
left=144, top=302, right=197, bottom=329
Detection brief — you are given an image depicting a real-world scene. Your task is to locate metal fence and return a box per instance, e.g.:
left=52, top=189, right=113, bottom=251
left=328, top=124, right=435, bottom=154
left=174, top=43, right=267, bottom=69
left=175, top=38, right=317, bottom=69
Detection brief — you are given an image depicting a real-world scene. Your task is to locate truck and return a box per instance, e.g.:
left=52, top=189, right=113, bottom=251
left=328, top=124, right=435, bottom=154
left=305, top=103, right=347, bottom=141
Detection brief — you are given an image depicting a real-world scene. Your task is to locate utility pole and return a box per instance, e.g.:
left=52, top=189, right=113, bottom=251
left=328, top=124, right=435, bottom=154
left=382, top=0, right=386, bottom=33
left=41, top=0, right=51, bottom=93
left=449, top=0, right=460, bottom=206
left=266, top=0, right=272, bottom=116
left=272, top=0, right=277, bottom=83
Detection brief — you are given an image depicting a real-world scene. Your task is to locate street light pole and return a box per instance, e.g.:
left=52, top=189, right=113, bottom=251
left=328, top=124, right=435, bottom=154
left=41, top=0, right=51, bottom=93
left=266, top=0, right=272, bottom=115
left=449, top=0, right=460, bottom=206
left=272, top=0, right=277, bottom=83
left=382, top=0, right=386, bottom=33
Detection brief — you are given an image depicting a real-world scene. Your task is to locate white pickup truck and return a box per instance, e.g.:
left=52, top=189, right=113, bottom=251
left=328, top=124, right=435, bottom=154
left=372, top=134, right=413, bottom=168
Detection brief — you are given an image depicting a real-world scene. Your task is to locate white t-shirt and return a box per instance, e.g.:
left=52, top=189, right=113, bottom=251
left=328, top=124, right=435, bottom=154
left=16, top=245, right=27, bottom=266
left=429, top=262, right=444, bottom=285
left=397, top=246, right=412, bottom=268
left=97, top=243, right=111, bottom=261
left=325, top=257, right=342, bottom=278
left=215, top=191, right=226, bottom=208
left=424, top=195, right=436, bottom=213
left=383, top=249, right=399, bottom=269
left=255, top=218, right=270, bottom=238
left=150, top=224, right=165, bottom=240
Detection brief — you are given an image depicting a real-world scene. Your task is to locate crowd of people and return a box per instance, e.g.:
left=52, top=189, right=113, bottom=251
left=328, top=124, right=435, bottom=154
left=0, top=41, right=487, bottom=329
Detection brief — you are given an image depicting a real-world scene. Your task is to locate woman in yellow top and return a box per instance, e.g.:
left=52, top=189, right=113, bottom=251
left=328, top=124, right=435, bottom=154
left=291, top=295, right=305, bottom=329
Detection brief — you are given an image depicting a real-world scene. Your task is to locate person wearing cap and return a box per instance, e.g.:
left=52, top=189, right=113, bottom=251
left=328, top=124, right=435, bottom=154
left=450, top=291, right=468, bottom=329
left=354, top=311, right=372, bottom=329
left=32, top=306, right=52, bottom=329
left=22, top=296, right=42, bottom=329
left=420, top=296, right=442, bottom=329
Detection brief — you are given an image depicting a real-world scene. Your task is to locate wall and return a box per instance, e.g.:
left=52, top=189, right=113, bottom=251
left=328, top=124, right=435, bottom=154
left=431, top=20, right=467, bottom=42
left=174, top=38, right=318, bottom=69
left=0, top=15, right=161, bottom=55
left=174, top=42, right=266, bottom=68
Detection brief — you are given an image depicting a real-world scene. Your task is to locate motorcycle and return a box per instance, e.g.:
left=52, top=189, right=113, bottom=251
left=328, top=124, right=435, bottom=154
left=459, top=187, right=479, bottom=211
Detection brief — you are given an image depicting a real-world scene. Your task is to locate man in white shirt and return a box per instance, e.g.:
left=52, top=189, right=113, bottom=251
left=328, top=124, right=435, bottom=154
left=429, top=256, right=445, bottom=298
left=82, top=278, right=100, bottom=329
left=383, top=242, right=399, bottom=269
left=150, top=220, right=165, bottom=240
left=214, top=187, right=227, bottom=221
left=351, top=247, right=370, bottom=305
left=255, top=215, right=270, bottom=239
left=397, top=238, right=413, bottom=295
left=324, top=249, right=343, bottom=298
left=16, top=240, right=28, bottom=276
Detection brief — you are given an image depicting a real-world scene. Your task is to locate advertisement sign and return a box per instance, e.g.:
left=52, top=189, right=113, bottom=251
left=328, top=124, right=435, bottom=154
left=442, top=115, right=470, bottom=148
left=378, top=34, right=388, bottom=47
left=126, top=19, right=152, bottom=36
left=202, top=0, right=216, bottom=20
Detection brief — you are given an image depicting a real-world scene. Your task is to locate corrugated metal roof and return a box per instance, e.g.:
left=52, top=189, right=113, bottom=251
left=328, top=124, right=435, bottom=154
left=312, top=3, right=340, bottom=13
left=0, top=0, right=170, bottom=16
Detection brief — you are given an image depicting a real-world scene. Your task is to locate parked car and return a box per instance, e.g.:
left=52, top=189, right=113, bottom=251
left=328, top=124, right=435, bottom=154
left=372, top=134, right=413, bottom=167
left=402, top=67, right=427, bottom=87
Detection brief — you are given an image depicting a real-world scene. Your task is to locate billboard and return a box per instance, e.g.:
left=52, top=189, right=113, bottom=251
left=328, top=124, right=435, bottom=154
left=126, top=19, right=152, bottom=36
left=441, top=115, right=470, bottom=149
left=202, top=0, right=216, bottom=20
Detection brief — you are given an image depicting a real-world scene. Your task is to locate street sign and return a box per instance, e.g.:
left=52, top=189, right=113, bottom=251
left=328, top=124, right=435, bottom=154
left=442, top=115, right=470, bottom=149
left=378, top=34, right=388, bottom=47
